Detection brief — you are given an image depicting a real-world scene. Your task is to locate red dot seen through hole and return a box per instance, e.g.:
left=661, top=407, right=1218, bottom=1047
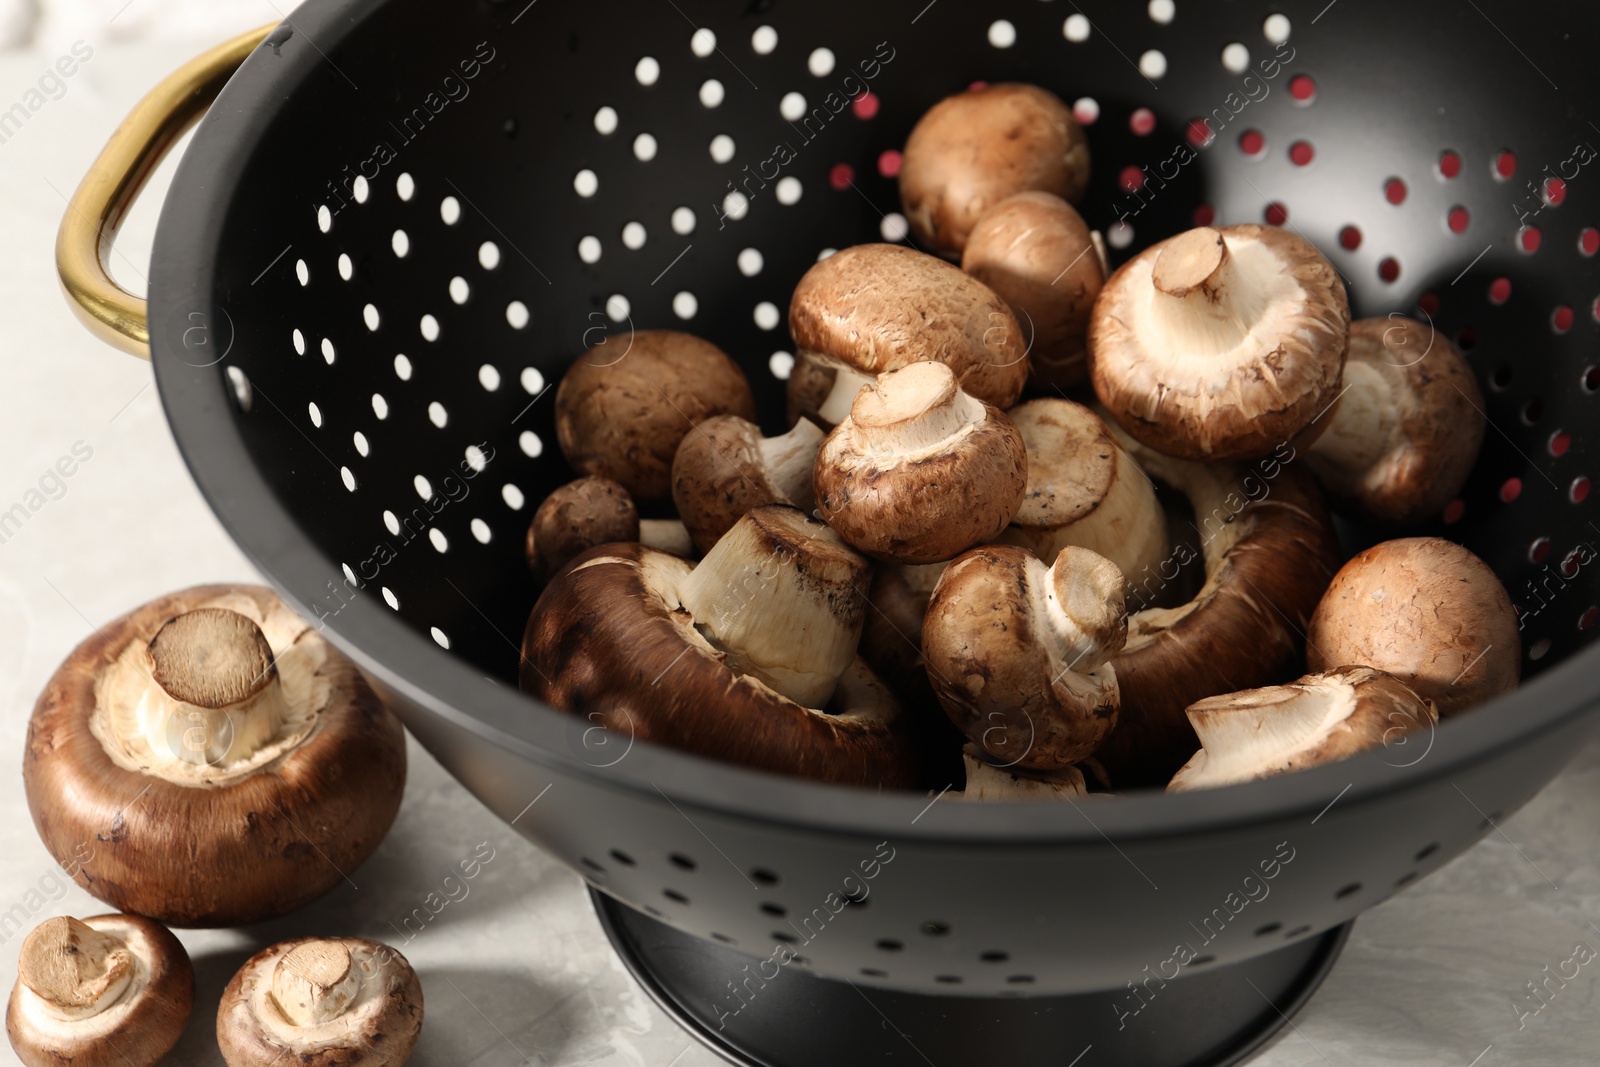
left=1519, top=226, right=1542, bottom=253
left=1489, top=277, right=1512, bottom=304
left=852, top=92, right=880, bottom=120
left=1531, top=537, right=1552, bottom=564
left=1193, top=203, right=1216, bottom=226
left=1289, top=141, right=1314, bottom=166
left=1187, top=118, right=1213, bottom=146
left=1130, top=107, right=1156, bottom=135
left=829, top=163, right=854, bottom=190
left=1501, top=477, right=1523, bottom=503
left=1494, top=151, right=1517, bottom=180
left=1418, top=292, right=1441, bottom=316
left=1378, top=257, right=1401, bottom=282
left=1264, top=202, right=1289, bottom=225
left=1553, top=306, right=1574, bottom=333
left=1240, top=130, right=1265, bottom=156
left=1580, top=605, right=1598, bottom=631
left=1551, top=431, right=1571, bottom=458
left=1339, top=225, right=1362, bottom=251
left=1574, top=477, right=1593, bottom=505
left=1385, top=178, right=1408, bottom=205
left=1120, top=165, right=1146, bottom=193
left=1443, top=499, right=1466, bottom=524
left=878, top=149, right=902, bottom=178
left=1545, top=177, right=1567, bottom=206
left=1438, top=150, right=1462, bottom=179
left=1289, top=75, right=1316, bottom=102
left=1581, top=228, right=1599, bottom=256
left=1448, top=206, right=1471, bottom=233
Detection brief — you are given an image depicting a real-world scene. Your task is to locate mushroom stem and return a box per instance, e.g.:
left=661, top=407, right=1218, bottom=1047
left=16, top=917, right=134, bottom=1022
left=141, top=608, right=287, bottom=766
left=813, top=361, right=877, bottom=428
left=639, top=519, right=695, bottom=558
left=758, top=420, right=826, bottom=511
left=850, top=361, right=987, bottom=456
left=959, top=747, right=1086, bottom=801
left=269, top=942, right=359, bottom=1027
left=1304, top=359, right=1395, bottom=473
left=1150, top=227, right=1269, bottom=354
left=676, top=507, right=871, bottom=709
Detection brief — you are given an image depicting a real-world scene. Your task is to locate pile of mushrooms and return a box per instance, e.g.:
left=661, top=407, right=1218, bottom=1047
left=514, top=79, right=1520, bottom=801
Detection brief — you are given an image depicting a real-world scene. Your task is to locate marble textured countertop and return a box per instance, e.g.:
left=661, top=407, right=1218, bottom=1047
left=0, top=34, right=1597, bottom=1067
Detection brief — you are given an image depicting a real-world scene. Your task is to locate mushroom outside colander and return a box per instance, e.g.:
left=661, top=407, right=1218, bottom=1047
left=56, top=2, right=1600, bottom=1064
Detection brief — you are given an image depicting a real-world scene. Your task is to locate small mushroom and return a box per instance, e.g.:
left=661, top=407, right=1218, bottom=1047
left=787, top=243, right=1029, bottom=429
left=957, top=745, right=1087, bottom=802
left=899, top=83, right=1090, bottom=258
left=24, top=585, right=406, bottom=926
left=1168, top=667, right=1438, bottom=791
left=1303, top=317, right=1486, bottom=525
left=216, top=937, right=422, bottom=1067
left=7, top=914, right=193, bottom=1067
left=1093, top=429, right=1344, bottom=787
left=1090, top=225, right=1350, bottom=461
left=526, top=476, right=692, bottom=579
left=1000, top=398, right=1169, bottom=586
left=923, top=545, right=1126, bottom=770
left=814, top=361, right=1028, bottom=565
left=555, top=330, right=757, bottom=501
left=522, top=506, right=917, bottom=787
left=1307, top=537, right=1519, bottom=716
left=962, top=191, right=1106, bottom=388
left=671, top=415, right=825, bottom=555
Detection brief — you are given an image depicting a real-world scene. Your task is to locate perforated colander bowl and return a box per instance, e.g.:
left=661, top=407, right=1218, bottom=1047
left=57, top=1, right=1600, bottom=1064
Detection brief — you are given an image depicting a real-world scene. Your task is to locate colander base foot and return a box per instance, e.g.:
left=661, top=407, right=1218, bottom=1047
left=592, top=888, right=1350, bottom=1067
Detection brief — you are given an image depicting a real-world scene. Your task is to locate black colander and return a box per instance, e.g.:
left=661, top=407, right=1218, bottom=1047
left=59, top=1, right=1600, bottom=1064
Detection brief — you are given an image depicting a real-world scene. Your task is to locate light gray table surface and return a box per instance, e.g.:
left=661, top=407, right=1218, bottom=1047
left=0, top=34, right=1597, bottom=1067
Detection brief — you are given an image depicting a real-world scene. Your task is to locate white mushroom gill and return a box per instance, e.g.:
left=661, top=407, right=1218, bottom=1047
left=1173, top=679, right=1359, bottom=790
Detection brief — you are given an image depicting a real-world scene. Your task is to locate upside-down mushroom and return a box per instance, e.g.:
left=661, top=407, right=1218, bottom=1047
left=958, top=745, right=1088, bottom=801
left=1303, top=317, right=1486, bottom=525
left=1093, top=429, right=1344, bottom=787
left=1307, top=538, right=1519, bottom=716
left=962, top=191, right=1106, bottom=388
left=521, top=506, right=917, bottom=787
left=923, top=545, right=1126, bottom=771
left=526, top=476, right=693, bottom=579
left=555, top=330, right=757, bottom=502
left=1090, top=225, right=1350, bottom=461
left=23, top=585, right=406, bottom=926
left=7, top=914, right=192, bottom=1067
left=671, top=416, right=825, bottom=555
left=900, top=83, right=1090, bottom=258
left=1001, top=398, right=1168, bottom=585
left=1168, top=667, right=1438, bottom=791
left=217, top=938, right=422, bottom=1067
left=814, top=361, right=1028, bottom=565
left=787, top=244, right=1029, bottom=429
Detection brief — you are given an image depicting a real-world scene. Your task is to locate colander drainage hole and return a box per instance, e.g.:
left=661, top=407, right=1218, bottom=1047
left=760, top=903, right=787, bottom=917
left=1585, top=366, right=1600, bottom=392
left=979, top=951, right=1009, bottom=963
left=668, top=853, right=697, bottom=871
left=1395, top=872, right=1419, bottom=888
left=645, top=905, right=665, bottom=918
left=710, top=932, right=735, bottom=944
left=1189, top=955, right=1216, bottom=967
left=1334, top=882, right=1362, bottom=900
left=751, top=868, right=780, bottom=886
left=1253, top=923, right=1282, bottom=937
left=876, top=939, right=904, bottom=953
left=1284, top=926, right=1312, bottom=940
left=935, top=975, right=963, bottom=984
left=1415, top=842, right=1439, bottom=862
left=922, top=922, right=951, bottom=937
left=861, top=968, right=887, bottom=978
left=771, top=931, right=798, bottom=943
left=663, top=889, right=689, bottom=905
left=1006, top=975, right=1035, bottom=985
left=609, top=848, right=636, bottom=866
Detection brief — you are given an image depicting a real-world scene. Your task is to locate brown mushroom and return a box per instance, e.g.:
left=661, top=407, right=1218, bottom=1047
left=787, top=243, right=1029, bottom=429
left=1303, top=317, right=1486, bottom=525
left=521, top=506, right=917, bottom=787
left=1307, top=538, right=1519, bottom=716
left=814, top=361, right=1028, bottom=565
left=555, top=330, right=757, bottom=501
left=216, top=937, right=422, bottom=1067
left=526, top=476, right=692, bottom=579
left=1090, top=225, right=1350, bottom=461
left=899, top=83, right=1090, bottom=258
left=1093, top=428, right=1344, bottom=787
left=7, top=914, right=192, bottom=1067
left=962, top=191, right=1106, bottom=388
left=1168, top=667, right=1438, bottom=791
left=671, top=415, right=825, bottom=555
left=923, top=545, right=1126, bottom=770
left=24, top=585, right=406, bottom=926
left=957, top=745, right=1088, bottom=802
left=1000, top=398, right=1169, bottom=585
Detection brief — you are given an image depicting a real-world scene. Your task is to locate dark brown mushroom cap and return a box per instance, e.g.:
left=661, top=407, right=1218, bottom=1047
left=923, top=545, right=1125, bottom=770
left=1092, top=437, right=1344, bottom=787
left=6, top=914, right=193, bottom=1067
left=216, top=938, right=422, bottom=1067
left=1168, top=666, right=1438, bottom=791
left=788, top=244, right=1030, bottom=412
left=527, top=476, right=641, bottom=579
left=814, top=362, right=1029, bottom=565
left=1307, top=537, right=1519, bottom=716
left=1304, top=317, right=1486, bottom=525
left=1090, top=225, right=1350, bottom=462
left=671, top=416, right=823, bottom=556
left=521, top=543, right=917, bottom=788
left=962, top=191, right=1105, bottom=388
left=899, top=83, right=1090, bottom=258
left=23, top=585, right=406, bottom=927
left=555, top=330, right=757, bottom=501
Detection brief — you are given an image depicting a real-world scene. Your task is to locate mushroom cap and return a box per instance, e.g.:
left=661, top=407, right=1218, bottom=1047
left=527, top=476, right=641, bottom=579
left=1092, top=431, right=1345, bottom=787
left=1307, top=537, right=1519, bottom=716
left=785, top=350, right=843, bottom=430
left=899, top=83, right=1090, bottom=258
left=7, top=914, right=193, bottom=1067
left=671, top=416, right=823, bottom=555
left=962, top=191, right=1105, bottom=388
left=923, top=544, right=1125, bottom=770
left=788, top=244, right=1030, bottom=411
left=216, top=937, right=422, bottom=1067
left=555, top=330, right=757, bottom=501
left=521, top=542, right=918, bottom=788
left=1090, top=225, right=1350, bottom=461
left=1304, top=317, right=1486, bottom=525
left=1168, top=666, right=1438, bottom=791
left=814, top=362, right=1029, bottom=565
left=23, top=585, right=406, bottom=926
